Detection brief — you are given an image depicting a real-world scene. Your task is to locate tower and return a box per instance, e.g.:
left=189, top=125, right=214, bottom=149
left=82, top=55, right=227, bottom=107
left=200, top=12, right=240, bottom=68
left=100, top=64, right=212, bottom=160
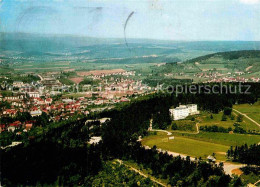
left=148, top=118, right=153, bottom=131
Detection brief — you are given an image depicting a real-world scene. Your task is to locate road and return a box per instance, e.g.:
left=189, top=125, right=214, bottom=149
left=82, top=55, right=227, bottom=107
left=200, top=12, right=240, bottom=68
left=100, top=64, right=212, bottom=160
left=150, top=129, right=172, bottom=135
left=233, top=108, right=260, bottom=128
left=254, top=179, right=260, bottom=186
left=116, top=159, right=167, bottom=187
left=37, top=74, right=44, bottom=81
left=150, top=123, right=199, bottom=136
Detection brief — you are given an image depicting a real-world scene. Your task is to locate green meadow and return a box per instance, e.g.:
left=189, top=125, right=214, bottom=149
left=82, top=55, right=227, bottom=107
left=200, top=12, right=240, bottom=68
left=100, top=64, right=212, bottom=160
left=198, top=111, right=260, bottom=131
left=142, top=131, right=260, bottom=161
left=233, top=101, right=260, bottom=124
left=142, top=132, right=229, bottom=161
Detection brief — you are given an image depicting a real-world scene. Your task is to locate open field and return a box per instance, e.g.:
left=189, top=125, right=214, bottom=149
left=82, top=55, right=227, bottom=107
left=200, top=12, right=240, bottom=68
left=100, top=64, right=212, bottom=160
left=198, top=111, right=260, bottom=131
left=170, top=132, right=260, bottom=146
left=169, top=120, right=197, bottom=132
left=9, top=61, right=156, bottom=79
left=76, top=69, right=126, bottom=76
left=196, top=63, right=229, bottom=72
left=233, top=101, right=260, bottom=124
left=14, top=67, right=70, bottom=71
left=69, top=77, right=84, bottom=84
left=142, top=132, right=229, bottom=161
left=240, top=172, right=260, bottom=185
left=142, top=130, right=260, bottom=161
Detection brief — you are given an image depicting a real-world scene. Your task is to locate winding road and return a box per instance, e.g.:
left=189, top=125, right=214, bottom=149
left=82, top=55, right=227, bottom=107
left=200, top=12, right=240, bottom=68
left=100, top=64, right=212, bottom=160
left=150, top=122, right=199, bottom=135
left=150, top=129, right=172, bottom=135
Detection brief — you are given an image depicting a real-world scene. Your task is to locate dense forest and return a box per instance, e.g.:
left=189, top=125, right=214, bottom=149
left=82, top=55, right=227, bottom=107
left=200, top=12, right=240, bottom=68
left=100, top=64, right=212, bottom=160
left=227, top=144, right=260, bottom=165
left=1, top=83, right=260, bottom=186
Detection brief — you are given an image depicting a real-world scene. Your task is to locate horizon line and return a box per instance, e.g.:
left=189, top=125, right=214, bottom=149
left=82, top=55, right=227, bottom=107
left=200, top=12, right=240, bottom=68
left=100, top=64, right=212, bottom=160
left=1, top=31, right=260, bottom=43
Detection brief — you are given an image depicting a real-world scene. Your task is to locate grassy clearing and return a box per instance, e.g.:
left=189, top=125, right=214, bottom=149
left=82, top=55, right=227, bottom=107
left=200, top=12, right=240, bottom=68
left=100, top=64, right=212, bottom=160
left=240, top=172, right=260, bottom=185
left=198, top=111, right=259, bottom=131
left=142, top=130, right=260, bottom=161
left=142, top=132, right=229, bottom=161
left=171, top=132, right=260, bottom=147
left=169, top=120, right=197, bottom=132
left=233, top=101, right=260, bottom=125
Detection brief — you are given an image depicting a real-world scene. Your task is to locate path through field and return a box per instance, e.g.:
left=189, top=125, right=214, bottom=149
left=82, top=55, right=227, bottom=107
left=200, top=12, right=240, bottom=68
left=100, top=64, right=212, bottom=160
left=233, top=108, right=260, bottom=128
left=254, top=179, right=260, bottom=186
left=116, top=159, right=167, bottom=187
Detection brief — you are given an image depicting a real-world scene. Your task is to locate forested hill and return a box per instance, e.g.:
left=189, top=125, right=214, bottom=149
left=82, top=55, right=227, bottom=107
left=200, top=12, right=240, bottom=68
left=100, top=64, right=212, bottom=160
left=185, top=50, right=260, bottom=63
left=183, top=50, right=260, bottom=73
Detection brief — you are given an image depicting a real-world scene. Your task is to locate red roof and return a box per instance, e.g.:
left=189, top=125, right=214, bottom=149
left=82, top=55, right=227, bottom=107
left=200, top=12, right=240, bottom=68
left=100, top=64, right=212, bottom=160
left=13, top=121, right=22, bottom=125
left=25, top=124, right=33, bottom=130
left=5, top=109, right=17, bottom=114
left=10, top=123, right=20, bottom=127
left=25, top=120, right=36, bottom=124
left=31, top=106, right=38, bottom=111
left=0, top=124, right=5, bottom=128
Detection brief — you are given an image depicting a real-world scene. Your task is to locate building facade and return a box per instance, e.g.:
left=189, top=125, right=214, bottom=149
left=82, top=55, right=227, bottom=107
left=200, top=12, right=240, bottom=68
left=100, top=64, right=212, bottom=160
left=169, top=104, right=199, bottom=120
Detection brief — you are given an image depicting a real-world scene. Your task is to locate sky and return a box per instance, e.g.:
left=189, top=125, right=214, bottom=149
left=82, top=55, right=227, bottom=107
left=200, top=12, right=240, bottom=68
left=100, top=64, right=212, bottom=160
left=0, top=0, right=260, bottom=41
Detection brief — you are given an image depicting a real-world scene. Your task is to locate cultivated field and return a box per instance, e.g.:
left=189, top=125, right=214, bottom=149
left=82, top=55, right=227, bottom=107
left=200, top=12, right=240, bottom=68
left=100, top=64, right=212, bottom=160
left=69, top=77, right=84, bottom=84
left=76, top=69, right=126, bottom=76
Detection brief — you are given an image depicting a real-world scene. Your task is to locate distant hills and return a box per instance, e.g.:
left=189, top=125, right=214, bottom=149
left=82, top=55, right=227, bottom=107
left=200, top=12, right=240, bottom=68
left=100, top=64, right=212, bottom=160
left=1, top=32, right=260, bottom=64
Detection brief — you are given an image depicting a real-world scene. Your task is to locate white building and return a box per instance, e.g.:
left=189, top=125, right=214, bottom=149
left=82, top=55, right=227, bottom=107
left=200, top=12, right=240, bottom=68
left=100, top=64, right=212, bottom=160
left=169, top=104, right=199, bottom=120
left=88, top=136, right=102, bottom=144
left=30, top=110, right=42, bottom=117
left=13, top=81, right=24, bottom=88
left=28, top=92, right=40, bottom=98
left=187, top=104, right=199, bottom=115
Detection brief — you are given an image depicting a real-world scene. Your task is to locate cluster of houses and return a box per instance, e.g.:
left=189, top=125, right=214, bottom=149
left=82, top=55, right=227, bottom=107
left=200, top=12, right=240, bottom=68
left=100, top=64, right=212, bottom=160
left=90, top=70, right=136, bottom=79
left=87, top=78, right=152, bottom=100
left=206, top=76, right=260, bottom=83
left=0, top=75, right=154, bottom=134
left=195, top=72, right=260, bottom=83
left=0, top=120, right=34, bottom=133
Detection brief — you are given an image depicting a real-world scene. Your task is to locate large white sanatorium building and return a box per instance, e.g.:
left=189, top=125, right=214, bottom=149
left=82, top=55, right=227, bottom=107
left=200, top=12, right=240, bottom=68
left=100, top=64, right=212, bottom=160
left=169, top=104, right=199, bottom=120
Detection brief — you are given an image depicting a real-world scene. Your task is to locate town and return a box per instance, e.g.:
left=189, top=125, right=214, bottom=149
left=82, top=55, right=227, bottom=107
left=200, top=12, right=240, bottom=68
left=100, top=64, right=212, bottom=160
left=0, top=70, right=153, bottom=134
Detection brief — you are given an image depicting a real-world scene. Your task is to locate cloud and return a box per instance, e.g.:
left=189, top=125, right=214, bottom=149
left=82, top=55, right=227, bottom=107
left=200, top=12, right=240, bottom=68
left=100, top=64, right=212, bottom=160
left=239, top=0, right=260, bottom=4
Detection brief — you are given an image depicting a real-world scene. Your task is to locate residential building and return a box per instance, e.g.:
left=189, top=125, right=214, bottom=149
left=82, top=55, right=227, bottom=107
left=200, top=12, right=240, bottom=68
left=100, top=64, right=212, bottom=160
left=169, top=104, right=199, bottom=120
left=13, top=81, right=24, bottom=88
